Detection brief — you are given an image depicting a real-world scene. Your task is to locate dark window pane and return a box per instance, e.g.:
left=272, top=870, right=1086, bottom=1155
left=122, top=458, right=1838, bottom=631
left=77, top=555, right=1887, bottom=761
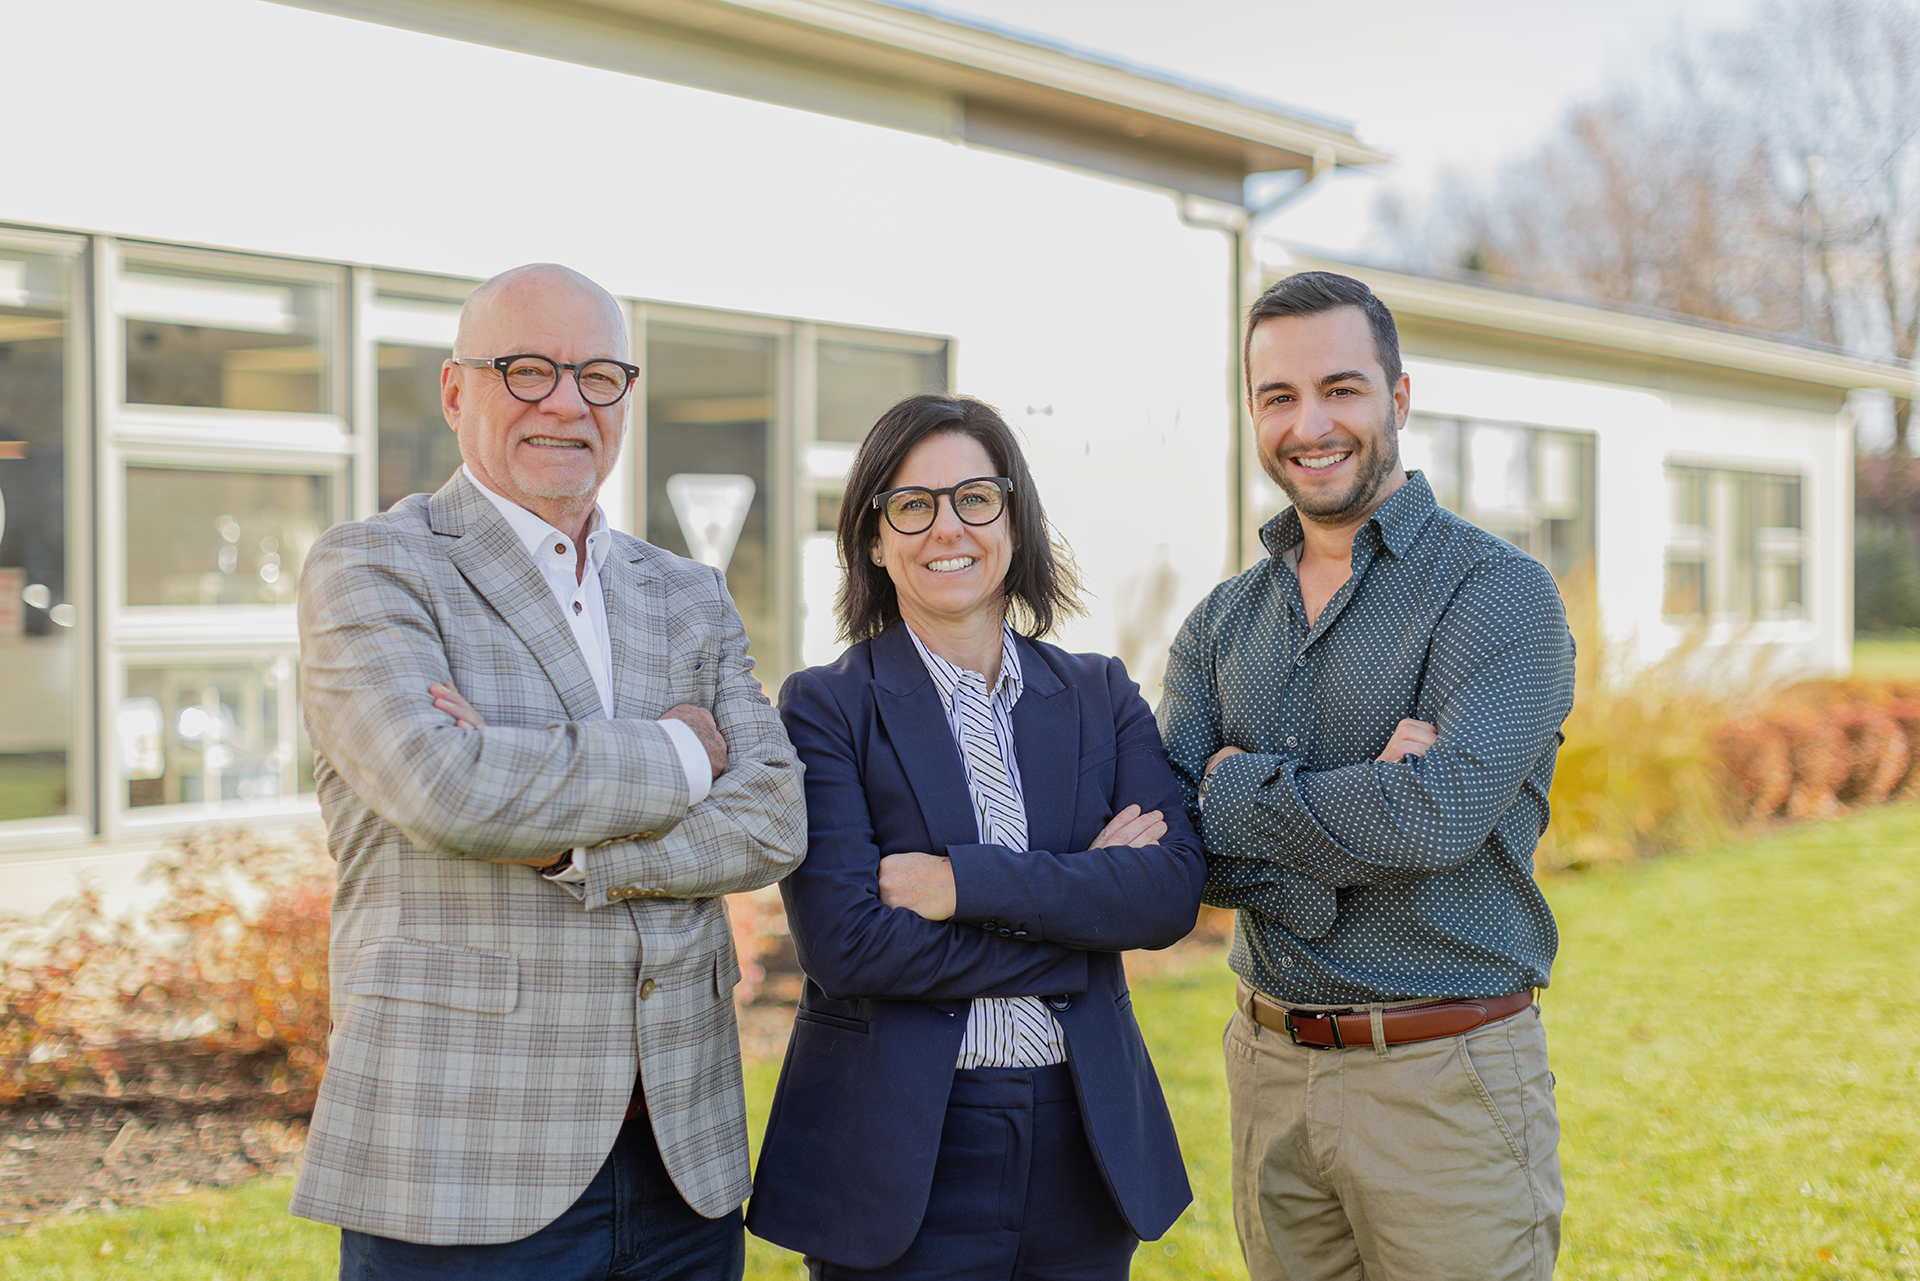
left=646, top=325, right=776, bottom=676
left=123, top=660, right=312, bottom=808
left=377, top=344, right=462, bottom=509
left=122, top=267, right=333, bottom=414
left=125, top=468, right=331, bottom=606
left=816, top=341, right=947, bottom=442
left=0, top=248, right=75, bottom=821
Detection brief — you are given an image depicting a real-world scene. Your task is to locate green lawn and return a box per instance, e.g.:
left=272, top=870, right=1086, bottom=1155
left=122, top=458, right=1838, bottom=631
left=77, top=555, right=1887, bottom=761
left=6, top=803, right=1917, bottom=1278
left=1853, top=632, right=1920, bottom=682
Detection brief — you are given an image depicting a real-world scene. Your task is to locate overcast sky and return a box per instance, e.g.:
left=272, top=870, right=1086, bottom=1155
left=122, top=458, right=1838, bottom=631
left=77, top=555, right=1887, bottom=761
left=909, top=0, right=1766, bottom=250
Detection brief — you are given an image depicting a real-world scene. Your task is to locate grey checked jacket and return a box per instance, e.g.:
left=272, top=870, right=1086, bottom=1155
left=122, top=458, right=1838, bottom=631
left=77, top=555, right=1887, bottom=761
left=290, top=471, right=805, bottom=1244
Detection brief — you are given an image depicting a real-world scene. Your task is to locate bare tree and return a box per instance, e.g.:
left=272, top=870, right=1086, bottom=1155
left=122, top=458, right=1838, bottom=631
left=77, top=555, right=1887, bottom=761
left=1403, top=0, right=1920, bottom=446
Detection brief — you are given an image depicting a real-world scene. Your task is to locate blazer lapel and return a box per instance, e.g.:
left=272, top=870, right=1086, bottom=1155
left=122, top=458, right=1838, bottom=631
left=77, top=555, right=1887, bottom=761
left=1008, top=637, right=1078, bottom=857
left=433, top=473, right=606, bottom=723
left=870, top=626, right=980, bottom=853
left=603, top=536, right=668, bottom=719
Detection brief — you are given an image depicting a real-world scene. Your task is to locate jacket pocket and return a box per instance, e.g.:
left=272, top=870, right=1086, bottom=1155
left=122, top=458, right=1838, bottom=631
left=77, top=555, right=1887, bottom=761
left=793, top=1007, right=869, bottom=1034
left=344, top=938, right=519, bottom=1015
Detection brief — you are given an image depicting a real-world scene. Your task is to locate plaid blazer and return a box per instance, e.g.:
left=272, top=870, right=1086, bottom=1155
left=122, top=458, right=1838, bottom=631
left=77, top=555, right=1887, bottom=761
left=289, top=470, right=805, bottom=1245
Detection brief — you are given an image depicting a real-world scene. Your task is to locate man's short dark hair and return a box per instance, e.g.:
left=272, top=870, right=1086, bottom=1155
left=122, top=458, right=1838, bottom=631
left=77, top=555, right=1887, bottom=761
left=1244, top=271, right=1403, bottom=395
left=837, top=394, right=1082, bottom=643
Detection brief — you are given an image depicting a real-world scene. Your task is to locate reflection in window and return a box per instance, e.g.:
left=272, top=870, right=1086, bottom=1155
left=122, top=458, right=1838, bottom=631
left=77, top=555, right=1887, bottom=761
left=121, top=265, right=333, bottom=414
left=123, top=660, right=313, bottom=808
left=1401, top=416, right=1596, bottom=586
left=1664, top=465, right=1804, bottom=621
left=125, top=468, right=330, bottom=606
left=0, top=248, right=75, bottom=821
left=646, top=325, right=776, bottom=674
left=377, top=343, right=463, bottom=509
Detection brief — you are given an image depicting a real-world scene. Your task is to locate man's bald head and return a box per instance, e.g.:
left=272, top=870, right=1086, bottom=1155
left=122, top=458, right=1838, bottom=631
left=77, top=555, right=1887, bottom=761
left=454, top=263, right=628, bottom=358
left=441, top=263, right=632, bottom=540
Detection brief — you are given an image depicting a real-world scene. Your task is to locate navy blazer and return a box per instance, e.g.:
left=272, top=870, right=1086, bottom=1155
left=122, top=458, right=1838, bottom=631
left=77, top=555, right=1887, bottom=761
left=745, top=624, right=1206, bottom=1268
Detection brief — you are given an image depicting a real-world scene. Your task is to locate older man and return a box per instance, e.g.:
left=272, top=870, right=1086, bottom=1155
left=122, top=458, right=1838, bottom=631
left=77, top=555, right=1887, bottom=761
left=292, top=263, right=805, bottom=1280
left=1159, top=271, right=1575, bottom=1280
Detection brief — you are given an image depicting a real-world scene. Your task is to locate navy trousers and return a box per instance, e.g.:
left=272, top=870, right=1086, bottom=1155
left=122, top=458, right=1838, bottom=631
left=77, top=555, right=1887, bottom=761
left=338, top=1114, right=744, bottom=1281
left=807, top=1063, right=1137, bottom=1281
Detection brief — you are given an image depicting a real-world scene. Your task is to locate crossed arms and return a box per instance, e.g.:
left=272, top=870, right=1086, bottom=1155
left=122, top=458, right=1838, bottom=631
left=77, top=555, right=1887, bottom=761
left=1159, top=555, right=1576, bottom=903
left=298, top=521, right=806, bottom=905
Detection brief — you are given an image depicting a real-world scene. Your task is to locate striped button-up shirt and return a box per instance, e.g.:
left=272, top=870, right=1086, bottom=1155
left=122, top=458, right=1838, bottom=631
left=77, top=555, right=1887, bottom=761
left=906, top=624, right=1067, bottom=1068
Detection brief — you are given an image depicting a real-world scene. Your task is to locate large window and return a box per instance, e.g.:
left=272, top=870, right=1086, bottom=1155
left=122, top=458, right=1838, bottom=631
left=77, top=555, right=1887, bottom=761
left=106, top=244, right=348, bottom=835
left=0, top=241, right=81, bottom=826
left=1664, top=465, right=1805, bottom=621
left=1401, top=416, right=1597, bottom=585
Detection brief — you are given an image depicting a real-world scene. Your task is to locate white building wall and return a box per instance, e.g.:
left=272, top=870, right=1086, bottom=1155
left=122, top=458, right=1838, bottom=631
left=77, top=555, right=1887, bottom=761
left=1404, top=356, right=1850, bottom=679
left=0, top=0, right=1240, bottom=905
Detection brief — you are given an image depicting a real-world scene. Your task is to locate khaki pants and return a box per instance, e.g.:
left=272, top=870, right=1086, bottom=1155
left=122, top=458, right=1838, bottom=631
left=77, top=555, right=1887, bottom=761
left=1223, top=1003, right=1563, bottom=1281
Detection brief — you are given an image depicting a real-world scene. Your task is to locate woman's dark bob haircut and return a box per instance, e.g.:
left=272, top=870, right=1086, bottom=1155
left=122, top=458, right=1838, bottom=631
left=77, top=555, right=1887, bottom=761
left=837, top=393, right=1083, bottom=643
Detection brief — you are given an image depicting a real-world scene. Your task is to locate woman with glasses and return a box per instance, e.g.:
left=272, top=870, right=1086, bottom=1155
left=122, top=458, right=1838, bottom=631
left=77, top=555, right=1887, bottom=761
left=746, top=394, right=1205, bottom=1279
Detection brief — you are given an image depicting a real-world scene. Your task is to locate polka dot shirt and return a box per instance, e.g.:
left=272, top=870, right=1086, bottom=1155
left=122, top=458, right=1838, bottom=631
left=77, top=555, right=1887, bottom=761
left=1156, top=471, right=1576, bottom=1005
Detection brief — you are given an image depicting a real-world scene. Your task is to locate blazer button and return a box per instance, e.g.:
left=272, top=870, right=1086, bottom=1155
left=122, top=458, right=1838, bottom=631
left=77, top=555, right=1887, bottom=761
left=638, top=830, right=656, bottom=841
left=640, top=978, right=657, bottom=1000
left=605, top=887, right=622, bottom=902
left=1013, top=931, right=1029, bottom=940
left=1047, top=995, right=1071, bottom=1012
left=997, top=927, right=1012, bottom=937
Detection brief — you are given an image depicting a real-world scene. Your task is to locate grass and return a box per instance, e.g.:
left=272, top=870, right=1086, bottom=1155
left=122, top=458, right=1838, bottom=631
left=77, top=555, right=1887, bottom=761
left=1853, top=632, right=1920, bottom=682
left=5, top=803, right=1917, bottom=1279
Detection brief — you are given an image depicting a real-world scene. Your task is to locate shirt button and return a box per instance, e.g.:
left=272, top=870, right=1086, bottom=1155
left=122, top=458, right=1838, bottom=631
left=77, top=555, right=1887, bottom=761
left=639, top=979, right=656, bottom=1000
left=572, top=600, right=583, bottom=614
left=1286, top=735, right=1299, bottom=747
left=1282, top=955, right=1294, bottom=967
left=1295, top=655, right=1307, bottom=666
left=553, top=542, right=566, bottom=555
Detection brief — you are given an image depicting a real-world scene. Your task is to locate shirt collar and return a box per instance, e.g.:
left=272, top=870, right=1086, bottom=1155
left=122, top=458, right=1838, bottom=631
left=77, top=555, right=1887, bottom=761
left=1258, top=469, right=1438, bottom=564
left=462, top=464, right=611, bottom=575
left=905, top=622, right=1025, bottom=710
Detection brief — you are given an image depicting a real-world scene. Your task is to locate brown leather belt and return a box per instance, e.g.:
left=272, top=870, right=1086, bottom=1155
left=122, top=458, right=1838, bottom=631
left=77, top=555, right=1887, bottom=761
left=1237, top=979, right=1534, bottom=1050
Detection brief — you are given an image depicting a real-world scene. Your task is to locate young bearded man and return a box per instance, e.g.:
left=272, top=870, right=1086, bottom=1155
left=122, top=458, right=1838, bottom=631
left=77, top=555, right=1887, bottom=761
left=1158, top=271, right=1576, bottom=1281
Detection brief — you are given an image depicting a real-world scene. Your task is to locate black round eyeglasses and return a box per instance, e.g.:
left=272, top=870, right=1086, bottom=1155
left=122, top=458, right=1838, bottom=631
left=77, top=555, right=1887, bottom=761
left=871, top=477, right=1013, bottom=535
left=453, top=354, right=639, bottom=407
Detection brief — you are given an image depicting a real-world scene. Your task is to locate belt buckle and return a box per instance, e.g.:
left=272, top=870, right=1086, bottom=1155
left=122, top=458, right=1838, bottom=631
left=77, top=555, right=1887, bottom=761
left=1283, top=1007, right=1352, bottom=1050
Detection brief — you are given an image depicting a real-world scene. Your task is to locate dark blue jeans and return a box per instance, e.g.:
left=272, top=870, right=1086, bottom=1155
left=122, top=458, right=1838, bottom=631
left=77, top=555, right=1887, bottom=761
left=339, top=1115, right=744, bottom=1281
left=807, top=1063, right=1137, bottom=1281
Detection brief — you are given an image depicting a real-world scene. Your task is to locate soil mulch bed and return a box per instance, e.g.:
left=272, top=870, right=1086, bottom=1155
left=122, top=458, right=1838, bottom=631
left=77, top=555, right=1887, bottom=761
left=0, top=1041, right=310, bottom=1229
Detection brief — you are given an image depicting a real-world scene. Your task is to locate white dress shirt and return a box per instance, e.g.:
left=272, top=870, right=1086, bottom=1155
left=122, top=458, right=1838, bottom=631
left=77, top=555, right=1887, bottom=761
left=462, top=466, right=712, bottom=878
left=906, top=624, right=1068, bottom=1069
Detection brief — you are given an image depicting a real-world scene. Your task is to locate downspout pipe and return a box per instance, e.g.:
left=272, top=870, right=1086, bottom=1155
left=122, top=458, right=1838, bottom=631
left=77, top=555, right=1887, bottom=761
left=1178, top=145, right=1338, bottom=572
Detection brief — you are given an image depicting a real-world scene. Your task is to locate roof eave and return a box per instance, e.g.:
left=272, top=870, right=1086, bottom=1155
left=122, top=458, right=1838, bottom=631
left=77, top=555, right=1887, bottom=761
left=1273, top=252, right=1915, bottom=396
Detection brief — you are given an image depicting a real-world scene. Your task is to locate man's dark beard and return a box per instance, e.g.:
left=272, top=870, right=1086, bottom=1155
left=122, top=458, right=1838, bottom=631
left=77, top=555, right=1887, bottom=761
left=1260, top=406, right=1401, bottom=523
